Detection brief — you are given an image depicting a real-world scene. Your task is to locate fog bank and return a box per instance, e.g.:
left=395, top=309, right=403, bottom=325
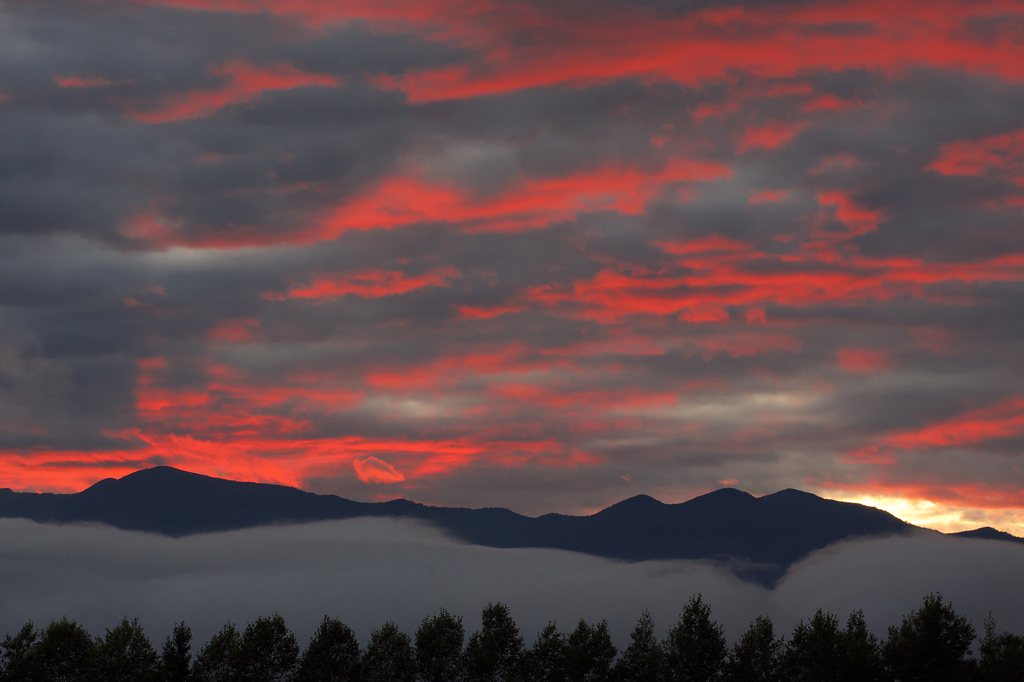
left=1, top=518, right=1021, bottom=649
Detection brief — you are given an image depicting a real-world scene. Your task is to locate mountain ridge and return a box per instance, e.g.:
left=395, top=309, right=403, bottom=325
left=2, top=466, right=1018, bottom=587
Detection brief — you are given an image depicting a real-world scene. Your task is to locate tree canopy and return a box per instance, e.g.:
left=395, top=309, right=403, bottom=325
left=0, top=594, right=1015, bottom=682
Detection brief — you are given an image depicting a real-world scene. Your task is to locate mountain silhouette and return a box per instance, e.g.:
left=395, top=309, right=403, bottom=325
left=1, top=466, right=1005, bottom=587
left=952, top=526, right=1024, bottom=544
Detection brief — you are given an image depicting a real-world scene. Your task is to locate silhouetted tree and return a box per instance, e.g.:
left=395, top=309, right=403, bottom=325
left=882, top=593, right=976, bottom=682
left=664, top=595, right=727, bottom=682
left=465, top=602, right=524, bottom=682
left=31, top=617, right=97, bottom=682
left=416, top=608, right=465, bottom=682
left=192, top=622, right=240, bottom=682
left=840, top=611, right=882, bottom=682
left=522, top=623, right=566, bottom=682
left=362, top=621, right=415, bottom=682
left=1, top=621, right=37, bottom=682
left=978, top=615, right=1024, bottom=682
left=161, top=622, right=193, bottom=682
left=297, top=617, right=360, bottom=682
left=95, top=617, right=160, bottom=682
left=5, top=599, right=1023, bottom=682
left=723, top=616, right=783, bottom=682
left=784, top=610, right=843, bottom=682
left=234, top=614, right=299, bottom=682
left=563, top=619, right=616, bottom=682
left=614, top=611, right=664, bottom=682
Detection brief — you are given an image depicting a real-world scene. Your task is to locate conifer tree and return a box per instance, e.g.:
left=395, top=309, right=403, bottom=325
left=192, top=622, right=240, bottom=682
left=839, top=611, right=882, bottom=682
left=161, top=622, right=193, bottom=682
left=234, top=614, right=300, bottom=682
left=563, top=619, right=616, bottom=682
left=979, top=615, right=1024, bottom=682
left=614, top=611, right=664, bottom=682
left=416, top=608, right=465, bottom=682
left=664, top=595, right=727, bottom=682
left=0, top=621, right=37, bottom=682
left=784, top=610, right=843, bottom=682
left=882, top=593, right=976, bottom=682
left=522, top=623, right=566, bottom=682
left=722, top=616, right=783, bottom=682
left=465, top=603, right=524, bottom=682
left=95, top=617, right=160, bottom=682
left=362, top=621, right=415, bottom=682
left=297, top=617, right=360, bottom=682
left=32, top=617, right=98, bottom=682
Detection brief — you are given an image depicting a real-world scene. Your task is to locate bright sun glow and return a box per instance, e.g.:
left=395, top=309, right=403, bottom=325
left=828, top=494, right=1024, bottom=538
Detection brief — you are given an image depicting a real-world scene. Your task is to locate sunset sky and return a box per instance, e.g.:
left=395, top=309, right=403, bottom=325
left=1, top=0, right=1023, bottom=535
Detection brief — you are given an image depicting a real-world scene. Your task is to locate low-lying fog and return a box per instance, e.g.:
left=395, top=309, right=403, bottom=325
left=1, top=517, right=1021, bottom=648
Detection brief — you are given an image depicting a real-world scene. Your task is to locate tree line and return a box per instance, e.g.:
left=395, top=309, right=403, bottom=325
left=1, top=593, right=1022, bottom=682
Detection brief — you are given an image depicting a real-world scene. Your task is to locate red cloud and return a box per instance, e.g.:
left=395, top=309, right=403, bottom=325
left=881, top=396, right=1024, bottom=450
left=353, top=456, right=405, bottom=485
left=54, top=76, right=114, bottom=88
left=131, top=61, right=341, bottom=123
left=455, top=304, right=525, bottom=320
left=0, top=430, right=585, bottom=494
left=816, top=191, right=885, bottom=238
left=263, top=267, right=461, bottom=302
left=124, top=0, right=1024, bottom=107
left=210, top=318, right=261, bottom=343
left=803, top=95, right=859, bottom=113
left=739, top=122, right=807, bottom=153
left=836, top=348, right=892, bottom=373
left=358, top=1, right=1024, bottom=103
left=928, top=126, right=1024, bottom=187
left=317, top=159, right=731, bottom=237
left=39, top=352, right=595, bottom=494
left=749, top=189, right=792, bottom=204
left=523, top=235, right=1024, bottom=325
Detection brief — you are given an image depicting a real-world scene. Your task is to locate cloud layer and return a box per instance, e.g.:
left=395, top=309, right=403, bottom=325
left=1, top=518, right=1022, bottom=651
left=0, top=0, right=1022, bottom=532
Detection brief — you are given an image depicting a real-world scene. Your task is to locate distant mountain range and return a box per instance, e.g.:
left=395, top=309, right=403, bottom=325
left=1, top=466, right=1020, bottom=587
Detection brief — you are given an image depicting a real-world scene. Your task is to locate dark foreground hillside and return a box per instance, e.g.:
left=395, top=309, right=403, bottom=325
left=1, top=594, right=1021, bottom=682
left=0, top=465, right=941, bottom=587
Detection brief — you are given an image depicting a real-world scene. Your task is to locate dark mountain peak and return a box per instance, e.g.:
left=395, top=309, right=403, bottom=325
left=594, top=493, right=665, bottom=516
left=677, top=486, right=757, bottom=513
left=620, top=493, right=662, bottom=505
left=695, top=487, right=755, bottom=501
left=379, top=499, right=425, bottom=514
left=121, top=465, right=200, bottom=481
left=78, top=476, right=118, bottom=493
left=953, top=527, right=1024, bottom=543
left=5, top=467, right=1006, bottom=590
left=80, top=466, right=216, bottom=496
left=761, top=488, right=818, bottom=500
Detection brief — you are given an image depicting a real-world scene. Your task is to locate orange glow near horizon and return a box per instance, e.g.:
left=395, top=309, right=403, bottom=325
left=3, top=454, right=1022, bottom=537
left=827, top=492, right=1024, bottom=538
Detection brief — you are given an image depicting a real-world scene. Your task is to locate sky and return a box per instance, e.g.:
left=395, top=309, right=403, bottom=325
left=1, top=0, right=1023, bottom=534
left=2, top=518, right=1023, bottom=648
